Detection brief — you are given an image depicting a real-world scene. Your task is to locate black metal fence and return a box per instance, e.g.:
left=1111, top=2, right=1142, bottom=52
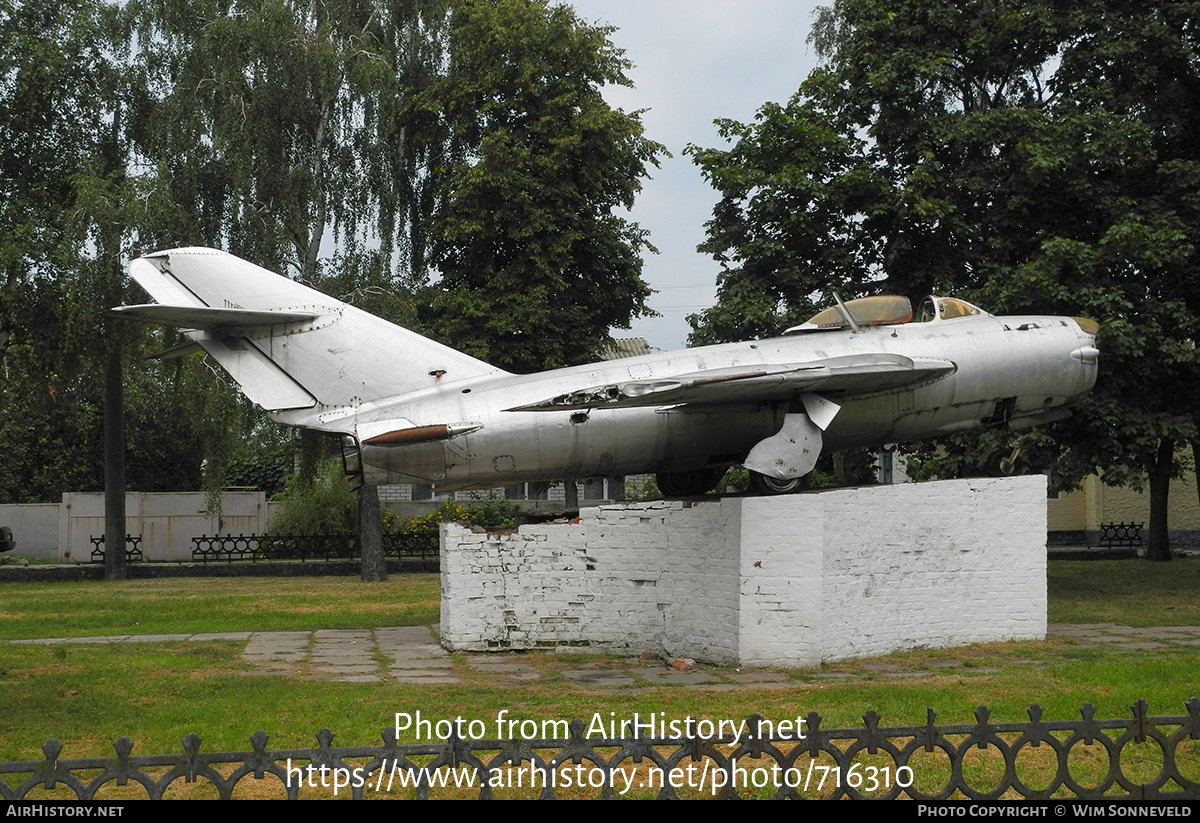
left=1099, top=522, right=1144, bottom=549
left=2, top=699, right=1195, bottom=800
left=89, top=535, right=144, bottom=564
left=190, top=533, right=437, bottom=563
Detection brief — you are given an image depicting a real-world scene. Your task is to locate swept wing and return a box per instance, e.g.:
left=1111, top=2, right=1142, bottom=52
left=507, top=353, right=957, bottom=411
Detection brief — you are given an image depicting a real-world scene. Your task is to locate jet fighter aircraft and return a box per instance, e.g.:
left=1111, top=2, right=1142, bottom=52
left=115, top=248, right=1099, bottom=495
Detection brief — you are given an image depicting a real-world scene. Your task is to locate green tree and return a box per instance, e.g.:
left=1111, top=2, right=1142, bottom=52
left=685, top=95, right=893, bottom=344
left=124, top=0, right=453, bottom=282
left=0, top=0, right=126, bottom=503
left=688, top=0, right=1200, bottom=560
left=0, top=0, right=299, bottom=504
left=1, top=0, right=665, bottom=517
left=422, top=0, right=664, bottom=373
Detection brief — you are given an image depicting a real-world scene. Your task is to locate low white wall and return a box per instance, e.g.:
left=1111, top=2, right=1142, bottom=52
left=59, top=492, right=271, bottom=563
left=0, top=503, right=61, bottom=560
left=440, top=477, right=1047, bottom=667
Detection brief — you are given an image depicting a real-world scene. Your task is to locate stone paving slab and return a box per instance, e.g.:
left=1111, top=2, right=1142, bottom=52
left=189, top=632, right=254, bottom=641
left=390, top=658, right=455, bottom=670
left=464, top=660, right=532, bottom=672
left=635, top=669, right=726, bottom=685
left=5, top=623, right=1194, bottom=689
left=880, top=671, right=929, bottom=678
left=376, top=631, right=438, bottom=642
left=377, top=626, right=461, bottom=684
left=312, top=650, right=374, bottom=660
left=243, top=651, right=307, bottom=660
left=561, top=669, right=637, bottom=687
left=314, top=661, right=377, bottom=670
left=311, top=630, right=378, bottom=682
left=725, top=672, right=788, bottom=684
left=250, top=631, right=311, bottom=639
left=386, top=674, right=461, bottom=684
left=382, top=644, right=445, bottom=655
left=10, top=635, right=134, bottom=645
left=1046, top=624, right=1199, bottom=648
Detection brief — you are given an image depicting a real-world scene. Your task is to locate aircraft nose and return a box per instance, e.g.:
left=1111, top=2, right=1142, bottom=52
left=1064, top=317, right=1100, bottom=397
left=1068, top=317, right=1099, bottom=364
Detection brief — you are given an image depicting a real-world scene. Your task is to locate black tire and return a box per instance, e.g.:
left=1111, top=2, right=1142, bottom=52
left=749, top=471, right=804, bottom=495
left=656, top=467, right=728, bottom=497
left=985, top=450, right=1018, bottom=477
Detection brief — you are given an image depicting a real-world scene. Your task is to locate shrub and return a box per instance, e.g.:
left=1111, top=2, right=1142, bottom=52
left=381, top=497, right=522, bottom=539
left=266, top=459, right=358, bottom=535
left=462, top=497, right=521, bottom=529
left=622, top=475, right=662, bottom=502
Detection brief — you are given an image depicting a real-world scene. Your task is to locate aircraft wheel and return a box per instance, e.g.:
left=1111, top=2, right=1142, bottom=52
left=656, top=467, right=727, bottom=497
left=749, top=471, right=804, bottom=495
left=985, top=449, right=1019, bottom=477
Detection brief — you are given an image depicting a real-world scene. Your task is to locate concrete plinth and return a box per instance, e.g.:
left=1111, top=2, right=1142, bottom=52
left=440, top=476, right=1047, bottom=667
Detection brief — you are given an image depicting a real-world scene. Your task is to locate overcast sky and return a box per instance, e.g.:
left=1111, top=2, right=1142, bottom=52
left=565, top=0, right=827, bottom=351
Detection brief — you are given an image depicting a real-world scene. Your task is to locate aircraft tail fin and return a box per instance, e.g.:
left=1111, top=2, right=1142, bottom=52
left=120, top=247, right=506, bottom=423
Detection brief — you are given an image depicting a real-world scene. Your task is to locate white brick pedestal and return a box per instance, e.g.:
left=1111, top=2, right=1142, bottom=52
left=440, top=476, right=1047, bottom=667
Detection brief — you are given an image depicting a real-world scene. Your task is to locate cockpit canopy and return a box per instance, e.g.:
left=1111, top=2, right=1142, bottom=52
left=784, top=295, right=987, bottom=334
left=918, top=296, right=986, bottom=321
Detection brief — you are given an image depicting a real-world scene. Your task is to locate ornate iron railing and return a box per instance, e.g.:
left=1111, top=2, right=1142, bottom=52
left=1, top=699, right=1195, bottom=800
left=89, top=535, right=144, bottom=564
left=190, top=533, right=436, bottom=563
left=1098, top=522, right=1144, bottom=549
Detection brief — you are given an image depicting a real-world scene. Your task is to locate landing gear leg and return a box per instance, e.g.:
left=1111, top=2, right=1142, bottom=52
left=986, top=447, right=1021, bottom=477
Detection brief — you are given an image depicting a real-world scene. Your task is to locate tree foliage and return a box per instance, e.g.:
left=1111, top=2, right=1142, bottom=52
left=422, top=0, right=663, bottom=372
left=0, top=0, right=662, bottom=502
left=123, top=0, right=454, bottom=281
left=0, top=0, right=288, bottom=504
left=687, top=0, right=1200, bottom=558
left=265, top=457, right=358, bottom=535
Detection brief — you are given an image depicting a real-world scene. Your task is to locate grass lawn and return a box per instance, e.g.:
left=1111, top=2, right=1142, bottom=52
left=0, top=559, right=1195, bottom=797
left=1047, top=559, right=1199, bottom=626
left=0, top=576, right=441, bottom=641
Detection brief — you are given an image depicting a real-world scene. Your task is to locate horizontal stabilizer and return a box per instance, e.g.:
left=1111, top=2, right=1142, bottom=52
left=113, top=304, right=321, bottom=333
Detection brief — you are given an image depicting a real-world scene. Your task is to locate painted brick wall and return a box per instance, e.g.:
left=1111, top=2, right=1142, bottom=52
left=440, top=476, right=1047, bottom=667
left=440, top=500, right=741, bottom=659
left=735, top=476, right=1047, bottom=665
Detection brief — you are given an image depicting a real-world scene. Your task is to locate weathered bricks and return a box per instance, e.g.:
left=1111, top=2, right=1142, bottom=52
left=440, top=477, right=1047, bottom=667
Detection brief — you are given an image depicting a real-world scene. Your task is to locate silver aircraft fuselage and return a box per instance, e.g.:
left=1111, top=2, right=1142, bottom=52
left=328, top=309, right=1098, bottom=489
